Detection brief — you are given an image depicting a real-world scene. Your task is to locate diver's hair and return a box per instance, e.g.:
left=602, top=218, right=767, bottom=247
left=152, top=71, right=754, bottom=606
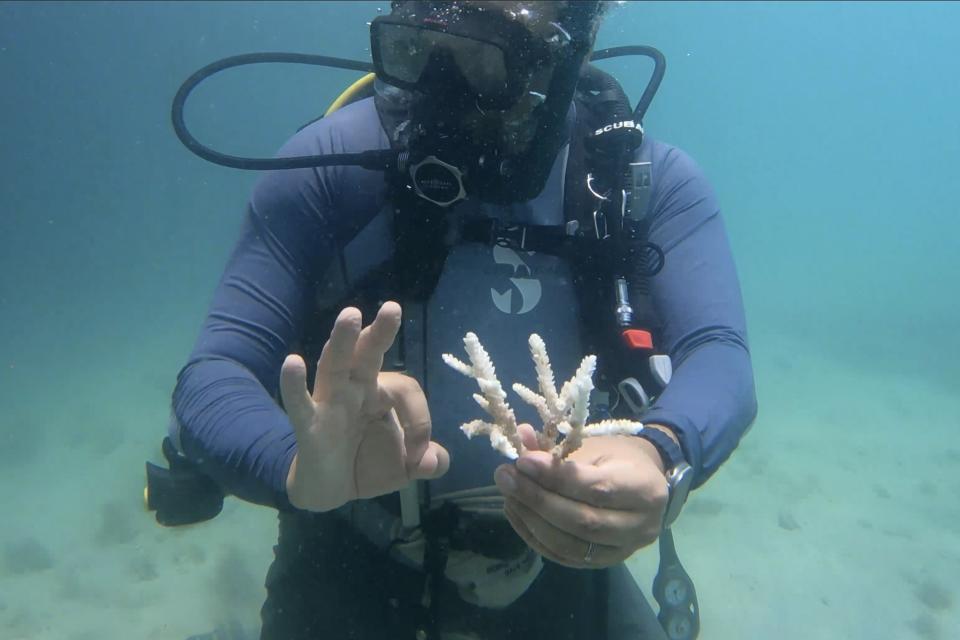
left=598, top=1, right=625, bottom=22
left=599, top=1, right=622, bottom=14
left=574, top=1, right=622, bottom=40
left=589, top=1, right=623, bottom=20
left=388, top=1, right=619, bottom=32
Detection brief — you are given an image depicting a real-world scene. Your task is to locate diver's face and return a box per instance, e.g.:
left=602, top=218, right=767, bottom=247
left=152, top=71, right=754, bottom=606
left=449, top=1, right=566, bottom=153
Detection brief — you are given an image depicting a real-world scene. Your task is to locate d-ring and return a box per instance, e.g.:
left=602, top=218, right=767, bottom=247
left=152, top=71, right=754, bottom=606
left=583, top=541, right=596, bottom=563
left=586, top=173, right=609, bottom=201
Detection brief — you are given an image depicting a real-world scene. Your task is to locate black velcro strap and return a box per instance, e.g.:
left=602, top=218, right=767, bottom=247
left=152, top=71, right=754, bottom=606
left=459, top=217, right=573, bottom=256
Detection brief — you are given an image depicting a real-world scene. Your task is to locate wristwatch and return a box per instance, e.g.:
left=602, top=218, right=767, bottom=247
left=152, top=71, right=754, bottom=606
left=637, top=427, right=694, bottom=529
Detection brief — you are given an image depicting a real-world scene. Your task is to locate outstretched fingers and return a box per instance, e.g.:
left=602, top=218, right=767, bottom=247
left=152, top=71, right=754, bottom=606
left=313, top=306, right=363, bottom=401
left=279, top=354, right=314, bottom=432
left=351, top=301, right=402, bottom=383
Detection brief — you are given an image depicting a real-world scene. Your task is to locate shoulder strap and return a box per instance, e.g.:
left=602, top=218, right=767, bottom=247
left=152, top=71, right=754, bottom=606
left=563, top=74, right=669, bottom=410
left=563, top=95, right=595, bottom=237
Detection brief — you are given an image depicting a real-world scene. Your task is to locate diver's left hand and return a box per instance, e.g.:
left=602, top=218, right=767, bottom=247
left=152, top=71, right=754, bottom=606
left=494, top=427, right=673, bottom=569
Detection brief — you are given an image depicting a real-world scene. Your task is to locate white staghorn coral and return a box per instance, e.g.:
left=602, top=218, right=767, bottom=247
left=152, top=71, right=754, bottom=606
left=443, top=332, right=645, bottom=459
left=441, top=332, right=523, bottom=458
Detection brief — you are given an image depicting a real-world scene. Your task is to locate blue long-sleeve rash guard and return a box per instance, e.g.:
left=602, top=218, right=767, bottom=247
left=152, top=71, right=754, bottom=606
left=171, top=97, right=758, bottom=510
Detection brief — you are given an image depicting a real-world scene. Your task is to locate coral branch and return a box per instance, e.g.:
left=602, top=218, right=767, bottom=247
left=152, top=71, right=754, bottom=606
left=442, top=333, right=645, bottom=460
left=442, top=332, right=523, bottom=459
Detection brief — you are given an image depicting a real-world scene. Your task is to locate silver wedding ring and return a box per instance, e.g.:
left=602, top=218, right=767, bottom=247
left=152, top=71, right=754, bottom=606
left=583, top=541, right=596, bottom=563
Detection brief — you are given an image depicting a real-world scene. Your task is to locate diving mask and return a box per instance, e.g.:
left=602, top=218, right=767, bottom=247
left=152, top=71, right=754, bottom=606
left=370, top=3, right=572, bottom=111
left=371, top=1, right=600, bottom=205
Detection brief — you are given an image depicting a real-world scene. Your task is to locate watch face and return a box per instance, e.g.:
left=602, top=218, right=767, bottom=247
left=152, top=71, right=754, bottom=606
left=663, top=462, right=693, bottom=527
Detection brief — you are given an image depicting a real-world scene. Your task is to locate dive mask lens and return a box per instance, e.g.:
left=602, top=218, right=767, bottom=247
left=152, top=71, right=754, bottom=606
left=371, top=21, right=433, bottom=86
left=371, top=18, right=513, bottom=107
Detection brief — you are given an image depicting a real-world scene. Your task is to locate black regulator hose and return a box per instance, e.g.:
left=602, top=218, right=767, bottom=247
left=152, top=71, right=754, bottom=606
left=170, top=47, right=666, bottom=173
left=580, top=45, right=667, bottom=184
left=170, top=52, right=398, bottom=171
left=590, top=45, right=667, bottom=122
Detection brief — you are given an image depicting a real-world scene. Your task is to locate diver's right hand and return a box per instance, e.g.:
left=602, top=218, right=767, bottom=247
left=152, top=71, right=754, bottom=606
left=280, top=301, right=450, bottom=512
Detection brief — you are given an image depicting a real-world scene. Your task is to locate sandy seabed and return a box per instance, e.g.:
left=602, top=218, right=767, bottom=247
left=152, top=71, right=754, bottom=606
left=1, top=327, right=957, bottom=640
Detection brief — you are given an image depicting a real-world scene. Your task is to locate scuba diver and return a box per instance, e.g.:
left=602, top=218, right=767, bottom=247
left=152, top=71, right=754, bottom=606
left=150, top=1, right=758, bottom=638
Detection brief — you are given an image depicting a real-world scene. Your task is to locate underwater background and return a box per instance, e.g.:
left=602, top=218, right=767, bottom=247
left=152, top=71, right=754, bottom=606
left=0, top=1, right=957, bottom=638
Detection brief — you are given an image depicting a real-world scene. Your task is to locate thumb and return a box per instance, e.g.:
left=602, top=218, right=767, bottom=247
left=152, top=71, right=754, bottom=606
left=518, top=423, right=541, bottom=451
left=279, top=354, right=315, bottom=433
left=408, top=442, right=450, bottom=480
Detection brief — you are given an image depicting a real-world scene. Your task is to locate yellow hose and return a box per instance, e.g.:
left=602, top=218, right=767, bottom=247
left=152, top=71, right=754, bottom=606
left=324, top=73, right=377, bottom=116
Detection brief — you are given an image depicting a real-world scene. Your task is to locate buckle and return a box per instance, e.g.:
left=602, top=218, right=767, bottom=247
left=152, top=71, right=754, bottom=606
left=492, top=222, right=528, bottom=250
left=587, top=172, right=612, bottom=240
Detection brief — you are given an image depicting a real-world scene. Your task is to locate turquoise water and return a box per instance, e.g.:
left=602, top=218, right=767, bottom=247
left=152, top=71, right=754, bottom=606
left=0, top=2, right=957, bottom=638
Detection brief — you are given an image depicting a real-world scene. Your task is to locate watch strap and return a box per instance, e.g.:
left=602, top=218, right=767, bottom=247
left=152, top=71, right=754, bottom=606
left=636, top=427, right=686, bottom=472
left=637, top=427, right=694, bottom=529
